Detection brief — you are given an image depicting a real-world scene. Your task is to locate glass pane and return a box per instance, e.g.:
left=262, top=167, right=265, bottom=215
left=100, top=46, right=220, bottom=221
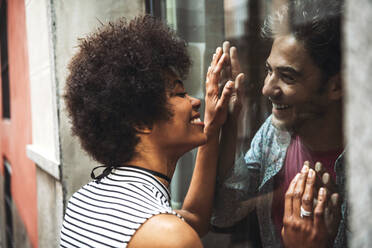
left=166, top=0, right=345, bottom=247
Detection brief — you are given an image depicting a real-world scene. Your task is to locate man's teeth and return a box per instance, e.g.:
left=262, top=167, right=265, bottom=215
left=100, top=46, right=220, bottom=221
left=190, top=117, right=201, bottom=124
left=272, top=103, right=290, bottom=110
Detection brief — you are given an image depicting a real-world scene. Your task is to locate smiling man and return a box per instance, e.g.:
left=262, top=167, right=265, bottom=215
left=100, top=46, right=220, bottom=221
left=212, top=0, right=347, bottom=247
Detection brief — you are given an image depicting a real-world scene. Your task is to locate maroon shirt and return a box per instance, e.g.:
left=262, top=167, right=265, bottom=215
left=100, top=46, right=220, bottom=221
left=271, top=135, right=342, bottom=240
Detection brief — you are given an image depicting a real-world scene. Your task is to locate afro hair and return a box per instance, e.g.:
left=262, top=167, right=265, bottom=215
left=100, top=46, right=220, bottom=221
left=64, top=15, right=191, bottom=166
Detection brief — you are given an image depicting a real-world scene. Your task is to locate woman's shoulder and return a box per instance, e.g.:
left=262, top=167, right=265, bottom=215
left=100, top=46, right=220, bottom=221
left=128, top=214, right=203, bottom=248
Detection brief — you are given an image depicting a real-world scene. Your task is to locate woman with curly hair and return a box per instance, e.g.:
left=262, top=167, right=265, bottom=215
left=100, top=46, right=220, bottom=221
left=59, top=15, right=244, bottom=247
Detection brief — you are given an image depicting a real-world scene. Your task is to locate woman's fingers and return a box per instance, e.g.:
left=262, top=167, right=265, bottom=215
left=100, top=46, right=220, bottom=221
left=211, top=47, right=222, bottom=68
left=301, top=168, right=316, bottom=220
left=284, top=173, right=300, bottom=218
left=206, top=50, right=226, bottom=94
left=213, top=53, right=226, bottom=77
left=293, top=164, right=309, bottom=218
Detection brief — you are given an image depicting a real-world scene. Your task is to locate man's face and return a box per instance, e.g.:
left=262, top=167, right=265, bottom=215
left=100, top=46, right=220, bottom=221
left=262, top=35, right=329, bottom=132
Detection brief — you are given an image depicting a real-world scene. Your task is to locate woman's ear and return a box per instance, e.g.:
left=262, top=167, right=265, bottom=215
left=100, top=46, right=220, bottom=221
left=327, top=73, right=343, bottom=100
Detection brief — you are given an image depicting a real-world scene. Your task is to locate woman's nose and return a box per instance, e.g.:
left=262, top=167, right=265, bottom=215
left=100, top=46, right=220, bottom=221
left=189, top=96, right=201, bottom=109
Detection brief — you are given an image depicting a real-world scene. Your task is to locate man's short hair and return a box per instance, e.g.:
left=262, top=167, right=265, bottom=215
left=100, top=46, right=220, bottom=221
left=262, top=0, right=343, bottom=80
left=64, top=15, right=191, bottom=166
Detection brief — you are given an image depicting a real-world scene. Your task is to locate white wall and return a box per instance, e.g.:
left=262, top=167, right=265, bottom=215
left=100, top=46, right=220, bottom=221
left=25, top=0, right=60, bottom=178
left=53, top=0, right=145, bottom=205
left=24, top=0, right=63, bottom=247
left=345, top=0, right=372, bottom=246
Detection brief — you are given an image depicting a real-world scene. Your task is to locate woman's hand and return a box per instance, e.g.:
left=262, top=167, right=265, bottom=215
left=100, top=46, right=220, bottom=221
left=204, top=46, right=244, bottom=137
left=281, top=164, right=341, bottom=248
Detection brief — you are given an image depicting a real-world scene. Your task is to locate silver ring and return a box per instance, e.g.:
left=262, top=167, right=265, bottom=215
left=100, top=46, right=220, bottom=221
left=300, top=206, right=312, bottom=218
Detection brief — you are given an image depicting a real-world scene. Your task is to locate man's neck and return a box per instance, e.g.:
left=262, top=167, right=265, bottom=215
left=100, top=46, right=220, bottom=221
left=297, top=105, right=344, bottom=152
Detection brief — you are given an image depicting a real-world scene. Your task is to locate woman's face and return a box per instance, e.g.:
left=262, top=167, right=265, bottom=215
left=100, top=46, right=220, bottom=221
left=151, top=74, right=207, bottom=156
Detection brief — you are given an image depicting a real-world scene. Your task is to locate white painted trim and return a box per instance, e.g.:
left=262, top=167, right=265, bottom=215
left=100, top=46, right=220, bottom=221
left=26, top=144, right=60, bottom=180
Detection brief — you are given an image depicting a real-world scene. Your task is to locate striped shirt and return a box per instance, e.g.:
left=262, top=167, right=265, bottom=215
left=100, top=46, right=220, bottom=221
left=60, top=166, right=182, bottom=248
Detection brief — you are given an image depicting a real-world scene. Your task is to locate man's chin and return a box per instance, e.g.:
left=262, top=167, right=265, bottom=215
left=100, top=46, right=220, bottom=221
left=271, top=116, right=295, bottom=132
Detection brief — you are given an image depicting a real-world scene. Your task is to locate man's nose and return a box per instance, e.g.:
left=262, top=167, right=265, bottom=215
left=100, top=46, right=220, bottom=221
left=262, top=73, right=281, bottom=98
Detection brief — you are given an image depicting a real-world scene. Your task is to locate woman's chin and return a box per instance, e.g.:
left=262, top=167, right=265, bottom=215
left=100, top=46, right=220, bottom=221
left=192, top=134, right=208, bottom=148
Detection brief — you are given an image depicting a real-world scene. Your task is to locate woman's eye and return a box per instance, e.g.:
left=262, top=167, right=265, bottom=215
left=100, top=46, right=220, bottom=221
left=175, top=92, right=187, bottom=98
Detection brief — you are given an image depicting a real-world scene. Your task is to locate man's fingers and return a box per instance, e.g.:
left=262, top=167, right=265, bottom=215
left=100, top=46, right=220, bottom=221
left=301, top=168, right=316, bottom=218
left=315, top=162, right=324, bottom=174
left=322, top=173, right=331, bottom=188
left=314, top=187, right=329, bottom=229
left=284, top=173, right=300, bottom=218
left=221, top=41, right=232, bottom=81
left=228, top=73, right=245, bottom=116
left=230, top=46, right=241, bottom=78
left=330, top=193, right=340, bottom=209
left=322, top=172, right=338, bottom=195
left=216, top=81, right=234, bottom=110
left=330, top=193, right=341, bottom=223
left=314, top=162, right=325, bottom=194
left=223, top=41, right=230, bottom=55
left=235, top=73, right=245, bottom=94
left=233, top=73, right=245, bottom=100
left=293, top=164, right=309, bottom=218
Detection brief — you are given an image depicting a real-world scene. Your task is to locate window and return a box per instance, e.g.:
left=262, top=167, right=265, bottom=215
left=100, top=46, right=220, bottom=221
left=145, top=0, right=166, bottom=20
left=0, top=0, right=10, bottom=119
left=146, top=1, right=346, bottom=247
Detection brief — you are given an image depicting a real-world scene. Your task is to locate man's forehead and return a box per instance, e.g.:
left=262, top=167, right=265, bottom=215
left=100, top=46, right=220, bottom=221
left=268, top=35, right=313, bottom=72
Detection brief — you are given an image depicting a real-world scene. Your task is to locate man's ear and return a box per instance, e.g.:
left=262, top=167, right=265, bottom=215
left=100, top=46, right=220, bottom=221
left=134, top=125, right=152, bottom=134
left=327, top=73, right=343, bottom=100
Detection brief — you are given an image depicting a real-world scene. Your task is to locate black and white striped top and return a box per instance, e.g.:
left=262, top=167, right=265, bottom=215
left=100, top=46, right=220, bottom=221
left=60, top=166, right=181, bottom=248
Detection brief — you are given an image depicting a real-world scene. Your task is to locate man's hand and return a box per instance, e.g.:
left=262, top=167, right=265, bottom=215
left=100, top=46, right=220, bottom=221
left=281, top=164, right=341, bottom=248
left=221, top=41, right=245, bottom=119
left=313, top=162, right=341, bottom=237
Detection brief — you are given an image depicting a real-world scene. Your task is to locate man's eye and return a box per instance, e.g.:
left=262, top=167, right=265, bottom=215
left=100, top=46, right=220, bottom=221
left=175, top=92, right=187, bottom=98
left=281, top=74, right=295, bottom=83
left=264, top=65, right=272, bottom=75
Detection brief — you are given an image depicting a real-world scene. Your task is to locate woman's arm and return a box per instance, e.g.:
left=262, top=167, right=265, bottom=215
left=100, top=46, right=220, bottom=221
left=177, top=45, right=245, bottom=236
left=128, top=214, right=203, bottom=248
